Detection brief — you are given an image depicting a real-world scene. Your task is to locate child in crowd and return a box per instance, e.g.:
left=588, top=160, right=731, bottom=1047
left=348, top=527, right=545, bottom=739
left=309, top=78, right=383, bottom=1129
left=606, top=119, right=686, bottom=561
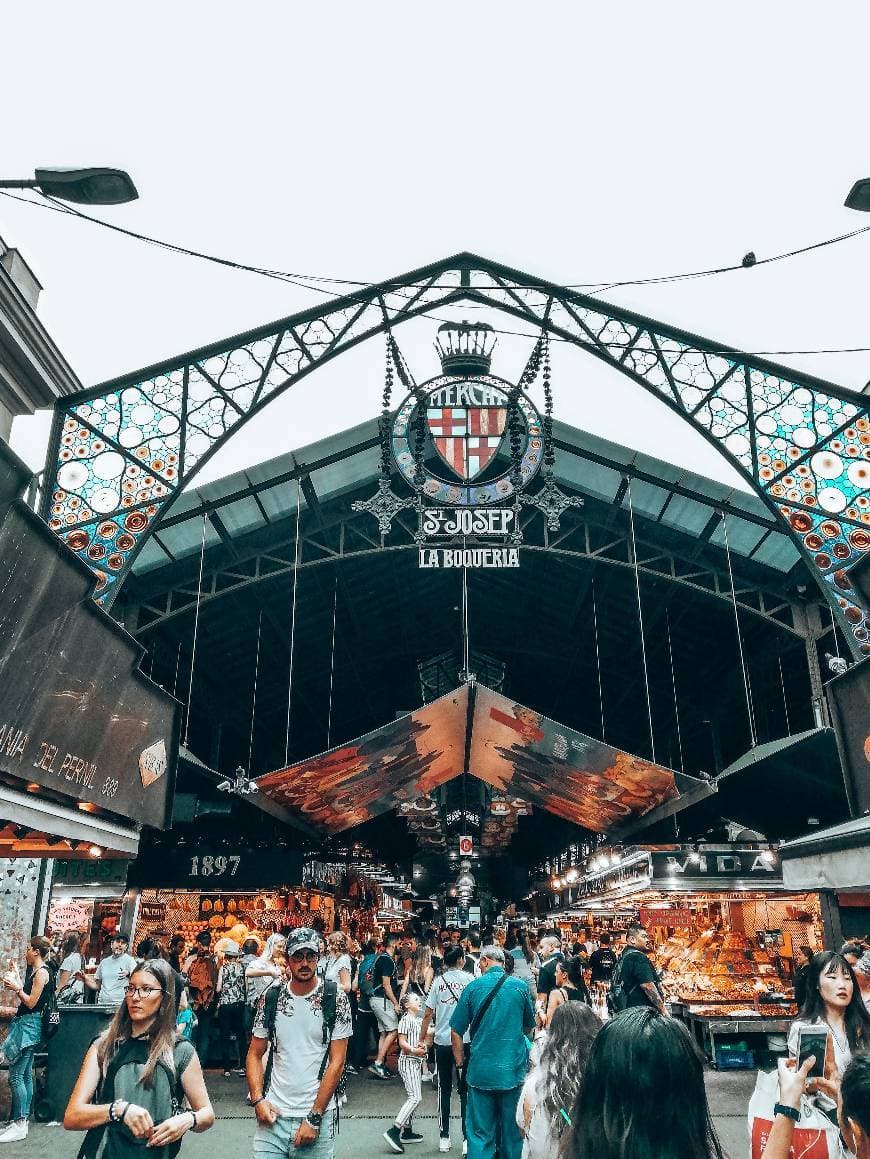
left=383, top=992, right=429, bottom=1153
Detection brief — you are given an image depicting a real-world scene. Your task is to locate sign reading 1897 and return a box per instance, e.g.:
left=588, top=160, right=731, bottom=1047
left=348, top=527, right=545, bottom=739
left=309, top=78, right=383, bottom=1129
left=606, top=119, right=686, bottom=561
left=189, top=854, right=241, bottom=877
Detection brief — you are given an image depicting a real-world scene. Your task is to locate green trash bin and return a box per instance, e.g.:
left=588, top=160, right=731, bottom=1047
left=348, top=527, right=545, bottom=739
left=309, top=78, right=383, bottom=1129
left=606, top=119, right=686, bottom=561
left=44, top=1006, right=114, bottom=1122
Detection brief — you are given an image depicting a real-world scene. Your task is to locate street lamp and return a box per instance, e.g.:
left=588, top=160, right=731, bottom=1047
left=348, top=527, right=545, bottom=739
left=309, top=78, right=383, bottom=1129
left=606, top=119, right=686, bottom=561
left=845, top=179, right=870, bottom=212
left=0, top=167, right=138, bottom=205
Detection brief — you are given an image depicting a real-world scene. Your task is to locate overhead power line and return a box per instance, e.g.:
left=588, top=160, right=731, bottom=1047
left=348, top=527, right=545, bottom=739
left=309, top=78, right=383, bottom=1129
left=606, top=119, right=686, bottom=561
left=2, top=189, right=870, bottom=359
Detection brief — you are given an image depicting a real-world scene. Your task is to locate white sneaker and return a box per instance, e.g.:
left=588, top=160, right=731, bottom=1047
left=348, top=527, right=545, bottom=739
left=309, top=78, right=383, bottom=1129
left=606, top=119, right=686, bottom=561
left=439, top=1138, right=451, bottom=1152
left=0, top=1121, right=28, bottom=1143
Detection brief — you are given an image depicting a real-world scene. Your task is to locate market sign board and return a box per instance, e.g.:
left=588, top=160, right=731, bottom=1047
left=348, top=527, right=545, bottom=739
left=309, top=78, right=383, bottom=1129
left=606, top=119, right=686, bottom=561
left=127, top=845, right=304, bottom=891
left=650, top=847, right=784, bottom=888
left=0, top=506, right=179, bottom=829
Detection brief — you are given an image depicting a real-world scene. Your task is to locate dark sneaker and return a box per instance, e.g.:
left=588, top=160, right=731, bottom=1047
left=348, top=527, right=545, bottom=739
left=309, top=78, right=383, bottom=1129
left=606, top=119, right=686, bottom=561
left=369, top=1062, right=391, bottom=1080
left=401, top=1127, right=424, bottom=1143
left=383, top=1125, right=405, bottom=1153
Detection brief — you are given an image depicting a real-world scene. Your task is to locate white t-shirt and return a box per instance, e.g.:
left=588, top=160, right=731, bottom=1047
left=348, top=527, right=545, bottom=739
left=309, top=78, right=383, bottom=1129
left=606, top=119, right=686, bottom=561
left=252, top=978, right=352, bottom=1116
left=516, top=1068, right=560, bottom=1159
left=425, top=969, right=472, bottom=1046
left=95, top=952, right=137, bottom=1005
left=324, top=954, right=351, bottom=985
left=59, top=952, right=84, bottom=1001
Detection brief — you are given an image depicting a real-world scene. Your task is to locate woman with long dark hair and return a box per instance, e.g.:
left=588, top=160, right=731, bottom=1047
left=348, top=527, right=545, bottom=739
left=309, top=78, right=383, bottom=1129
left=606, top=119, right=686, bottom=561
left=64, top=959, right=214, bottom=1158
left=564, top=1007, right=726, bottom=1159
left=0, top=936, right=54, bottom=1142
left=788, top=949, right=870, bottom=1110
left=545, top=955, right=589, bottom=1024
left=516, top=1001, right=600, bottom=1159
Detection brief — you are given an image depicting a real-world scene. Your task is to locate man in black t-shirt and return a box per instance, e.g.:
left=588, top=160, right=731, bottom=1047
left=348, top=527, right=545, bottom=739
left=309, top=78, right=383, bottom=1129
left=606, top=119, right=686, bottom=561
left=368, top=933, right=400, bottom=1079
left=616, top=924, right=666, bottom=1013
left=535, top=935, right=564, bottom=1008
left=589, top=933, right=618, bottom=985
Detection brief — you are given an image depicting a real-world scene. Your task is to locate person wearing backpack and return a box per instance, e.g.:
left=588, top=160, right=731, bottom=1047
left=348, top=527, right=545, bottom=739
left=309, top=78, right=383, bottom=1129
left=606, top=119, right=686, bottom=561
left=184, top=931, right=219, bottom=1065
left=351, top=938, right=378, bottom=1073
left=63, top=958, right=214, bottom=1158
left=246, top=927, right=352, bottom=1159
left=0, top=936, right=54, bottom=1142
left=609, top=923, right=666, bottom=1015
left=449, top=945, right=535, bottom=1159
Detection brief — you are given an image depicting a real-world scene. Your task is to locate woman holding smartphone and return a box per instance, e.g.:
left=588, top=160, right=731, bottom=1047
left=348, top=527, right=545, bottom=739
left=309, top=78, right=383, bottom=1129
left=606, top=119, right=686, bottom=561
left=788, top=949, right=870, bottom=1109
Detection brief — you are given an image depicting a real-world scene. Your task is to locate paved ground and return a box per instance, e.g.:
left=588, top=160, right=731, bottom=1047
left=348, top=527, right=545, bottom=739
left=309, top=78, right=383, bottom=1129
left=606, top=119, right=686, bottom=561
left=3, top=1065, right=757, bottom=1158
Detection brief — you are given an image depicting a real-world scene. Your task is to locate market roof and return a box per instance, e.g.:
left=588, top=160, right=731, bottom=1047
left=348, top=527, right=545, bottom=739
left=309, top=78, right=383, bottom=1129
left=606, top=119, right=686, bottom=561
left=128, top=418, right=802, bottom=579
left=118, top=412, right=843, bottom=866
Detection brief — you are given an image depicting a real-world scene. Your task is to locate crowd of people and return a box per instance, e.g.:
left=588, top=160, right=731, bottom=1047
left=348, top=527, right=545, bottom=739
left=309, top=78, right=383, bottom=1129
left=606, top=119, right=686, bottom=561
left=2, top=921, right=870, bottom=1156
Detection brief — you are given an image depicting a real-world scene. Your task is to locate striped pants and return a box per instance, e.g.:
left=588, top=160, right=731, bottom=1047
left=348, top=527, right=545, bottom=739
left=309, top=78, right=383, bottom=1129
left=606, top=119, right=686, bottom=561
left=395, top=1057, right=423, bottom=1127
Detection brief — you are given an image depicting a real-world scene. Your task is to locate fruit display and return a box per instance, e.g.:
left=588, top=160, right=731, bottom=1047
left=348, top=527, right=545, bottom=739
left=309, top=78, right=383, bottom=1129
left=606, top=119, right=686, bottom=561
left=133, top=888, right=377, bottom=951
left=655, top=928, right=795, bottom=1006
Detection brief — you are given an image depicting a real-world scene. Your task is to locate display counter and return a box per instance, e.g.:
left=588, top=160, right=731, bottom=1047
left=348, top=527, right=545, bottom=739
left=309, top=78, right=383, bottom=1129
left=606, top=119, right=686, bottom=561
left=680, top=1007, right=792, bottom=1070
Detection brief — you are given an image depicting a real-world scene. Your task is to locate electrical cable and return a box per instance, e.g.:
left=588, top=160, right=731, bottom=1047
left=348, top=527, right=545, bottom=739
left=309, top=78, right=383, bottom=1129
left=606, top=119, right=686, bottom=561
left=590, top=573, right=606, bottom=742
left=183, top=512, right=208, bottom=750
left=3, top=188, right=870, bottom=358
left=721, top=511, right=758, bottom=748
left=284, top=478, right=302, bottom=767
left=665, top=607, right=684, bottom=772
left=626, top=479, right=656, bottom=763
left=326, top=571, right=338, bottom=750
left=247, top=608, right=263, bottom=775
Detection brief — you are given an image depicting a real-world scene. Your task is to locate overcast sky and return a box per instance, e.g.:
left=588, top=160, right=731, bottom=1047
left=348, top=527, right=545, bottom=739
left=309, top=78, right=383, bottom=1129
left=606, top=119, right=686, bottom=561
left=5, top=2, right=870, bottom=496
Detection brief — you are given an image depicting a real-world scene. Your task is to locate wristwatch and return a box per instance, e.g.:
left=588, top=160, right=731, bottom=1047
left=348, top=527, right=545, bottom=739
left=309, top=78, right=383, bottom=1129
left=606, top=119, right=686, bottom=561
left=305, top=1112, right=323, bottom=1130
left=774, top=1103, right=800, bottom=1122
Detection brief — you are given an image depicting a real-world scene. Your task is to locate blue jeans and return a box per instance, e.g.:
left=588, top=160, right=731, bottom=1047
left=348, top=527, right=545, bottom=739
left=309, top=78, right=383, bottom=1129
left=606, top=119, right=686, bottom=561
left=253, top=1112, right=337, bottom=1159
left=465, top=1085, right=523, bottom=1159
left=8, top=1045, right=36, bottom=1121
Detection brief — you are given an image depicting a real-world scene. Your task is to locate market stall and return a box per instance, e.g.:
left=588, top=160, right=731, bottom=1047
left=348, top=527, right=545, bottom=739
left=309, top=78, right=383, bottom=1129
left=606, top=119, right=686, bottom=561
left=45, top=858, right=130, bottom=969
left=562, top=843, right=825, bottom=1067
left=127, top=846, right=384, bottom=949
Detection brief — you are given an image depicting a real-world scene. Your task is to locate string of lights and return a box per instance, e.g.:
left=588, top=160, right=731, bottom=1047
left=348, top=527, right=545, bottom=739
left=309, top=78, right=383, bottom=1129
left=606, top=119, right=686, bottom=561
left=3, top=188, right=870, bottom=361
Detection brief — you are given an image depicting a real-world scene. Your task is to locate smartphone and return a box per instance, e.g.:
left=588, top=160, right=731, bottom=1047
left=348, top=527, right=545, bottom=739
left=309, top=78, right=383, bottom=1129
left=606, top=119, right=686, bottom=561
left=797, top=1028, right=829, bottom=1078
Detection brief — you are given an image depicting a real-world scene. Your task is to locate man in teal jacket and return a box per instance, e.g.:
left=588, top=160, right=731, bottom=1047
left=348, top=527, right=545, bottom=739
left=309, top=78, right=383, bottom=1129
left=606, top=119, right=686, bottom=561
left=449, top=945, right=535, bottom=1159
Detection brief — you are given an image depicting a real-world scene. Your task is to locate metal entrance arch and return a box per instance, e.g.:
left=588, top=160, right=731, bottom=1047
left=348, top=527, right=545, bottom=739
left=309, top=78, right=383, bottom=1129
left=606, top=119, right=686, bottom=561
left=41, top=252, right=870, bottom=654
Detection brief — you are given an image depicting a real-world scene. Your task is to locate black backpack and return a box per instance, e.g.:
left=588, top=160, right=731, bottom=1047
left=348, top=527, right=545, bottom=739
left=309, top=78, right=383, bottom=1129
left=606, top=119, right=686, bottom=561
left=607, top=949, right=643, bottom=1015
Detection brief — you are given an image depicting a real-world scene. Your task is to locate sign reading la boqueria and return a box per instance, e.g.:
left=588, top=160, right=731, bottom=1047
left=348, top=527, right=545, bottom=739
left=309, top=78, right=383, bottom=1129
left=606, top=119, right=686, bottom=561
left=352, top=322, right=583, bottom=564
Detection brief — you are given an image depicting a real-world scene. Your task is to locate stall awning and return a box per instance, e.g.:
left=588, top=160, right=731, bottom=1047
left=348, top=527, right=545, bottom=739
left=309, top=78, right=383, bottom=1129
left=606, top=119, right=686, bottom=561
left=780, top=815, right=870, bottom=891
left=0, top=783, right=140, bottom=857
left=710, top=727, right=849, bottom=838
left=257, top=683, right=710, bottom=836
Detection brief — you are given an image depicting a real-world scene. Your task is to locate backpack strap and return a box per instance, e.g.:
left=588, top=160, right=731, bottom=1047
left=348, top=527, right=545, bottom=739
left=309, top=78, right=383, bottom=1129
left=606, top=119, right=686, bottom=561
left=320, top=979, right=338, bottom=1046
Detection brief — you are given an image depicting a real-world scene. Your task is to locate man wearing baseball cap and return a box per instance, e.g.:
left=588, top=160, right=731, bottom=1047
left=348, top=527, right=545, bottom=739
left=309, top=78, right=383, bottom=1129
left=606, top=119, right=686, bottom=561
left=247, top=928, right=352, bottom=1158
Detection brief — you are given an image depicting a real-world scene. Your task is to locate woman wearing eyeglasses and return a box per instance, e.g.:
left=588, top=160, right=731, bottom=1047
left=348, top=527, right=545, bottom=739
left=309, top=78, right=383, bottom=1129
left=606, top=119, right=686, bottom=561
left=64, top=959, right=214, bottom=1159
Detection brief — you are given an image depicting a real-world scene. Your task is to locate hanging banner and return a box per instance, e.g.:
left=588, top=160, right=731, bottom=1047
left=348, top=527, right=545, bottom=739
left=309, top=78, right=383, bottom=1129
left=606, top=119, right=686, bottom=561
left=458, top=835, right=474, bottom=856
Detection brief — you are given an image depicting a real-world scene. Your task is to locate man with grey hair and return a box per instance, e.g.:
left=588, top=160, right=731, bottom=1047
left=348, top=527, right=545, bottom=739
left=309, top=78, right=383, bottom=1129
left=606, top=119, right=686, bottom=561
left=534, top=934, right=563, bottom=1013
left=449, top=944, right=535, bottom=1159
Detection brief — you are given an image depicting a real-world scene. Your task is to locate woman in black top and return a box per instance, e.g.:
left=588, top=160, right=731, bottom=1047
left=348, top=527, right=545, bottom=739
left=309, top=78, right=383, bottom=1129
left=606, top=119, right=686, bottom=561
left=0, top=935, right=53, bottom=1141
